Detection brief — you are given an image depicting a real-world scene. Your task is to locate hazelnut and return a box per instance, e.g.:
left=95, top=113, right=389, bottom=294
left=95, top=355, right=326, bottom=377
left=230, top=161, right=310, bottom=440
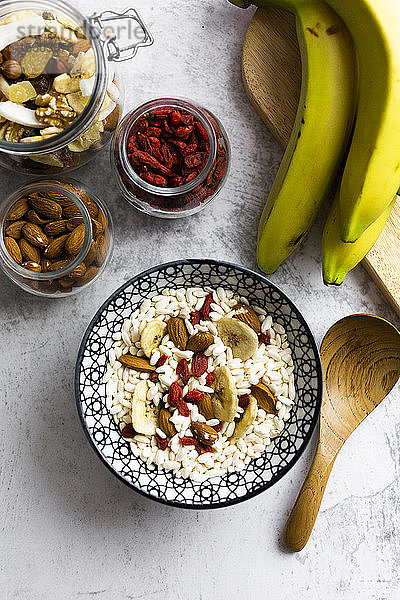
left=1, top=60, right=22, bottom=80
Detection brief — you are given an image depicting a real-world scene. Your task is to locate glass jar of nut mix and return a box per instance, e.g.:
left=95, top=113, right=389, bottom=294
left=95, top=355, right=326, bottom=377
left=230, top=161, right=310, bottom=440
left=0, top=178, right=113, bottom=296
left=0, top=0, right=152, bottom=174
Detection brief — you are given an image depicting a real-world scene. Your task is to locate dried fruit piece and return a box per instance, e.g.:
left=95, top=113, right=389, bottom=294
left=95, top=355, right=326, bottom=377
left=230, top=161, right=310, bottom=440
left=159, top=408, right=176, bottom=438
left=167, top=317, right=188, bottom=350
left=191, top=422, right=218, bottom=447
left=140, top=320, right=167, bottom=358
left=198, top=393, right=214, bottom=420
left=233, top=304, right=261, bottom=334
left=176, top=359, right=190, bottom=384
left=7, top=81, right=36, bottom=104
left=22, top=222, right=48, bottom=247
left=177, top=395, right=190, bottom=417
left=190, top=311, right=201, bottom=325
left=211, top=365, right=238, bottom=423
left=155, top=433, right=168, bottom=451
left=258, top=333, right=270, bottom=345
left=186, top=332, right=214, bottom=352
left=179, top=436, right=198, bottom=447
left=185, top=390, right=204, bottom=404
left=216, top=318, right=258, bottom=361
left=206, top=371, right=215, bottom=386
left=121, top=424, right=135, bottom=439
left=251, top=383, right=277, bottom=414
left=118, top=354, right=155, bottom=373
left=230, top=395, right=257, bottom=443
left=131, top=380, right=157, bottom=436
left=201, top=294, right=213, bottom=320
left=191, top=352, right=208, bottom=377
left=167, top=381, right=182, bottom=407
left=21, top=47, right=53, bottom=78
left=4, top=236, right=22, bottom=264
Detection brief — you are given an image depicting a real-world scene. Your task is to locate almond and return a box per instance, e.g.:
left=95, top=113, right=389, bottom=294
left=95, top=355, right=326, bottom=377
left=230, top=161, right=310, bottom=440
left=187, top=332, right=214, bottom=352
left=62, top=203, right=82, bottom=219
left=44, top=220, right=68, bottom=236
left=233, top=304, right=261, bottom=334
left=49, top=259, right=71, bottom=271
left=43, top=234, right=69, bottom=260
left=22, top=222, right=48, bottom=248
left=198, top=393, right=214, bottom=421
left=62, top=184, right=98, bottom=219
left=191, top=421, right=218, bottom=447
left=167, top=317, right=188, bottom=350
left=22, top=260, right=42, bottom=273
left=97, top=208, right=108, bottom=231
left=66, top=216, right=84, bottom=231
left=63, top=262, right=86, bottom=281
left=74, top=265, right=98, bottom=287
left=159, top=408, right=176, bottom=438
left=5, top=220, right=26, bottom=239
left=251, top=383, right=277, bottom=414
left=5, top=236, right=22, bottom=264
left=26, top=209, right=49, bottom=226
left=19, top=238, right=41, bottom=262
left=118, top=354, right=156, bottom=373
left=91, top=218, right=104, bottom=238
left=7, top=198, right=28, bottom=221
left=65, top=223, right=85, bottom=255
left=95, top=233, right=109, bottom=266
left=41, top=259, right=52, bottom=272
left=84, top=240, right=97, bottom=266
left=29, top=195, right=62, bottom=220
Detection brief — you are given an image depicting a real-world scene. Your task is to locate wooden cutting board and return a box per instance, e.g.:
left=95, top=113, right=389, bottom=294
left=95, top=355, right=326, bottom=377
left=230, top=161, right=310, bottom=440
left=242, top=7, right=400, bottom=316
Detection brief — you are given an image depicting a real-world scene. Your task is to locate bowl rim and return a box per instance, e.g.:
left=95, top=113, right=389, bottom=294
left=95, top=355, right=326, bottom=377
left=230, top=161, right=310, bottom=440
left=75, top=259, right=323, bottom=509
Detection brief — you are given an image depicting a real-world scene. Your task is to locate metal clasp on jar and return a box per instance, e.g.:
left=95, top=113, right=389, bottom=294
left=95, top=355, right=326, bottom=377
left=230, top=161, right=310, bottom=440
left=88, top=7, right=153, bottom=62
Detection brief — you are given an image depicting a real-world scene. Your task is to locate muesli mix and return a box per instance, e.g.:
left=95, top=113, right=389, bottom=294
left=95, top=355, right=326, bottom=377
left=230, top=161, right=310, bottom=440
left=104, top=286, right=296, bottom=483
left=0, top=10, right=119, bottom=165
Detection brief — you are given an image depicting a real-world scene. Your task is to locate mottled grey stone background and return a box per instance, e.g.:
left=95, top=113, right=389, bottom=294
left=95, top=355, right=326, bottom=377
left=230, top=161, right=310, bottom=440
left=0, top=1, right=399, bottom=598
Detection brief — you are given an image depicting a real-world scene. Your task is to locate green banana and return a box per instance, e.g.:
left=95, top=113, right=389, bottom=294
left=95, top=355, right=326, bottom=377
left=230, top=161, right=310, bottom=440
left=325, top=0, right=400, bottom=242
left=322, top=192, right=396, bottom=286
left=230, top=0, right=356, bottom=274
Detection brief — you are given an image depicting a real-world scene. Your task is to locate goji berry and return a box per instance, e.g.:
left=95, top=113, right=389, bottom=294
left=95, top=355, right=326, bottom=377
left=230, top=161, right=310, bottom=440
left=179, top=436, right=198, bottom=446
left=133, top=151, right=172, bottom=176
left=121, top=423, right=135, bottom=438
left=214, top=423, right=222, bottom=432
left=149, top=108, right=173, bottom=118
left=175, top=125, right=194, bottom=139
left=176, top=359, right=190, bottom=384
left=206, top=371, right=215, bottom=386
left=190, top=310, right=201, bottom=325
left=181, top=143, right=197, bottom=157
left=239, top=394, right=250, bottom=409
left=192, top=352, right=208, bottom=377
left=140, top=172, right=168, bottom=187
left=144, top=127, right=162, bottom=138
left=259, top=333, right=270, bottom=345
left=201, top=294, right=213, bottom=320
left=168, top=381, right=182, bottom=407
left=184, top=152, right=207, bottom=169
left=170, top=111, right=181, bottom=126
left=185, top=172, right=198, bottom=183
left=149, top=372, right=159, bottom=381
left=156, top=354, right=167, bottom=368
left=155, top=433, right=168, bottom=450
left=177, top=396, right=190, bottom=417
left=185, top=390, right=204, bottom=403
left=137, top=118, right=148, bottom=132
left=181, top=114, right=194, bottom=126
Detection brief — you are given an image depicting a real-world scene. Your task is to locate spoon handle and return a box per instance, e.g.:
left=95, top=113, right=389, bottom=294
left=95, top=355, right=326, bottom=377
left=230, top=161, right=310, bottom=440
left=282, top=445, right=337, bottom=552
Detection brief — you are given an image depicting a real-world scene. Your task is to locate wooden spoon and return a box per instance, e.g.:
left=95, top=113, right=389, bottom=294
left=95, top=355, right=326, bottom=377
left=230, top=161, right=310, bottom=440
left=283, top=314, right=400, bottom=552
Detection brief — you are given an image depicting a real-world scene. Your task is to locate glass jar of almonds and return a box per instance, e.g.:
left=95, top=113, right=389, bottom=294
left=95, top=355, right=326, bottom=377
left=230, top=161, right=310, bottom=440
left=0, top=0, right=152, bottom=174
left=0, top=178, right=113, bottom=296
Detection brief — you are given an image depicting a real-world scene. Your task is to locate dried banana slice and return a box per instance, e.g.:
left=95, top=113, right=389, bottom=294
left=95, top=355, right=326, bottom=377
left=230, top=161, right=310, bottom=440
left=217, top=317, right=258, bottom=361
left=0, top=13, right=45, bottom=51
left=211, top=365, right=238, bottom=423
left=141, top=320, right=167, bottom=358
left=131, top=380, right=157, bottom=436
left=229, top=395, right=257, bottom=443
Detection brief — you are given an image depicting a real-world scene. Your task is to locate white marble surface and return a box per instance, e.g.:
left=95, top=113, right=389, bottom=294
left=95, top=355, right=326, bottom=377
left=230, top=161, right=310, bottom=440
left=0, top=1, right=399, bottom=598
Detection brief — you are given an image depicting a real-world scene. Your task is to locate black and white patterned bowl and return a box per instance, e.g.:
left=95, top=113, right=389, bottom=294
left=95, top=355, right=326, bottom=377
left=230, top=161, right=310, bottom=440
left=75, top=259, right=322, bottom=509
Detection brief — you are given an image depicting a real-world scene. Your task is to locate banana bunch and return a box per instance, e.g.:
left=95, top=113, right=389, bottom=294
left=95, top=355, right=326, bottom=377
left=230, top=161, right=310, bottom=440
left=230, top=0, right=400, bottom=285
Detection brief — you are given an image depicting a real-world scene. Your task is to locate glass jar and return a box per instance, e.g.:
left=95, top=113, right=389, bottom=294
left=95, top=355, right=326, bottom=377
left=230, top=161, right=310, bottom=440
left=0, top=177, right=113, bottom=296
left=0, top=0, right=152, bottom=174
left=111, top=98, right=231, bottom=218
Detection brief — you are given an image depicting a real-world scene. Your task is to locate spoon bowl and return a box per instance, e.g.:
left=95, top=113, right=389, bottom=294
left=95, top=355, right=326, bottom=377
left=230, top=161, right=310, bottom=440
left=283, top=314, right=400, bottom=552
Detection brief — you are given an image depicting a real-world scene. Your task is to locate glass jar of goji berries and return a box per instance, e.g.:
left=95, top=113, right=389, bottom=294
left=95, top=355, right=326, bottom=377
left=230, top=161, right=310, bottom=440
left=0, top=0, right=152, bottom=174
left=111, top=98, right=231, bottom=218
